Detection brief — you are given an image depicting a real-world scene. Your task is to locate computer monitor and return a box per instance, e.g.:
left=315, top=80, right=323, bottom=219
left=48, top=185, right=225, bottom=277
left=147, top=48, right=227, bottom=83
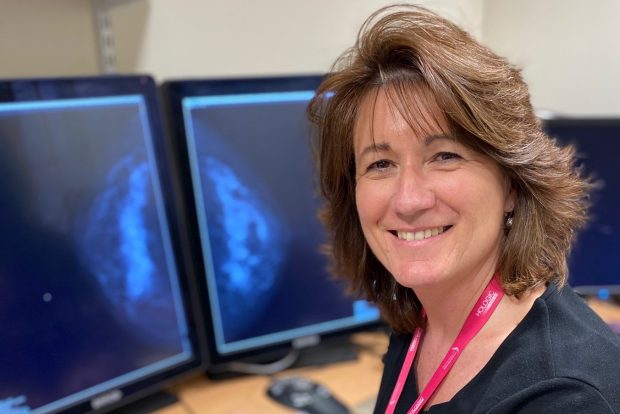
left=162, top=75, right=382, bottom=373
left=0, top=76, right=204, bottom=413
left=541, top=117, right=620, bottom=295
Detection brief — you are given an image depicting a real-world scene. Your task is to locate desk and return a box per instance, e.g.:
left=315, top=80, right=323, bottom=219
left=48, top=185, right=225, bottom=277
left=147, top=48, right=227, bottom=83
left=156, top=332, right=389, bottom=414
left=153, top=299, right=620, bottom=414
left=586, top=298, right=620, bottom=332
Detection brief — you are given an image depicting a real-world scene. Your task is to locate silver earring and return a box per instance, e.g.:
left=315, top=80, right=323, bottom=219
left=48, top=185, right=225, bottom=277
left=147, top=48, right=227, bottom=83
left=505, top=213, right=513, bottom=229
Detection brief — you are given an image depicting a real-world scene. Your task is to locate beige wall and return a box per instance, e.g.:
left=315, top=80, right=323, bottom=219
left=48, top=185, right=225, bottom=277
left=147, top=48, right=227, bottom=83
left=0, top=0, right=481, bottom=80
left=0, top=0, right=99, bottom=78
left=1, top=0, right=618, bottom=115
left=482, top=0, right=620, bottom=116
left=108, top=0, right=482, bottom=80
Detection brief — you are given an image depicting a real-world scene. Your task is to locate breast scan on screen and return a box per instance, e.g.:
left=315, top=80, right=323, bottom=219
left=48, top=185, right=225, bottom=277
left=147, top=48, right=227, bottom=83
left=0, top=92, right=193, bottom=413
left=177, top=85, right=380, bottom=361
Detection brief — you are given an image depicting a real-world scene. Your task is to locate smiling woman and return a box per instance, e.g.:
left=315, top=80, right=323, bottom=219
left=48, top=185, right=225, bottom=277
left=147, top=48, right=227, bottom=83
left=307, top=4, right=620, bottom=414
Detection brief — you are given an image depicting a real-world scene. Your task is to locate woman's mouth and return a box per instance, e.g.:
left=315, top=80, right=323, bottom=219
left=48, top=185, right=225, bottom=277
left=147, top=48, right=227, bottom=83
left=392, top=225, right=453, bottom=241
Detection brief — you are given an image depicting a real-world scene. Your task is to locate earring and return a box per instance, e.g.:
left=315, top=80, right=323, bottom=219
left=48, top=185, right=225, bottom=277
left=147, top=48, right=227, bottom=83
left=505, top=212, right=514, bottom=229
left=391, top=279, right=398, bottom=301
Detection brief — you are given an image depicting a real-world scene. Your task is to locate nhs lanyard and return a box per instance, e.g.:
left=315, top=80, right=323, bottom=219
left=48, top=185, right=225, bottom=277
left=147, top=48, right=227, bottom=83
left=385, top=275, right=504, bottom=414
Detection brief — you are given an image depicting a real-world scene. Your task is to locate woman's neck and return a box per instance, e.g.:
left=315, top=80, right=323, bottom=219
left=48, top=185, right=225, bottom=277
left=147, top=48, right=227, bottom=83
left=414, top=267, right=497, bottom=343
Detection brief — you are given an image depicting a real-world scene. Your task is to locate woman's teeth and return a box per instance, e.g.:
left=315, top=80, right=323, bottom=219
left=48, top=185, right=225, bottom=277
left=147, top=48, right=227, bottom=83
left=397, top=226, right=447, bottom=241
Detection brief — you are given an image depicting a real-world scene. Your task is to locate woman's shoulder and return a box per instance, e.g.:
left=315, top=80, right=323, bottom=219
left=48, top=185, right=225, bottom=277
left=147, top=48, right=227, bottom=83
left=540, top=283, right=620, bottom=353
left=483, top=376, right=617, bottom=413
left=427, top=284, right=620, bottom=413
left=481, top=283, right=620, bottom=412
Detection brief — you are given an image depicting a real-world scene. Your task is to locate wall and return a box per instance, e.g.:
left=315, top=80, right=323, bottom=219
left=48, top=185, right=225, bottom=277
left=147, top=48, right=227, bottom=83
left=1, top=0, right=618, bottom=115
left=0, top=0, right=99, bottom=78
left=108, top=0, right=483, bottom=80
left=0, top=0, right=482, bottom=80
left=482, top=0, right=620, bottom=116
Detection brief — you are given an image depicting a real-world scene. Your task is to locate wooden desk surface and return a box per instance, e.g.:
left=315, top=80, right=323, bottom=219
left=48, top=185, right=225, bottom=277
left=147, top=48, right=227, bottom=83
left=587, top=298, right=620, bottom=324
left=151, top=300, right=620, bottom=414
left=156, top=332, right=389, bottom=414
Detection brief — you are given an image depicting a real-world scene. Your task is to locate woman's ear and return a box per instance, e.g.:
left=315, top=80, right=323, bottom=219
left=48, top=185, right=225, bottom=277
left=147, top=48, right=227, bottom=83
left=504, top=179, right=516, bottom=213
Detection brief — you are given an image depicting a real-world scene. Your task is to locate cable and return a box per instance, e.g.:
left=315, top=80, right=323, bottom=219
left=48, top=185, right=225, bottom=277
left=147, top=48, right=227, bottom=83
left=217, top=349, right=300, bottom=376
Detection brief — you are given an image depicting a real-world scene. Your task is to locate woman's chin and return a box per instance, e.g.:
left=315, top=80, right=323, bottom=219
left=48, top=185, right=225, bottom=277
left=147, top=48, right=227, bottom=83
left=391, top=267, right=446, bottom=290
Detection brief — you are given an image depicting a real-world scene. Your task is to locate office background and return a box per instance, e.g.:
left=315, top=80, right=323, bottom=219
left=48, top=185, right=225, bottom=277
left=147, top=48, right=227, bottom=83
left=1, top=1, right=619, bottom=413
left=0, top=0, right=618, bottom=116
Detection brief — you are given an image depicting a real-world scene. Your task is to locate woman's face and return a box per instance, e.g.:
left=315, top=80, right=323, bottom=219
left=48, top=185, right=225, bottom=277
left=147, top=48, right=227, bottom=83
left=353, top=88, right=515, bottom=290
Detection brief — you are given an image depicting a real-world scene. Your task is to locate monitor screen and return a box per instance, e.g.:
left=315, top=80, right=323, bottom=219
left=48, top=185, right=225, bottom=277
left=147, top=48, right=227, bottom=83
left=163, top=76, right=381, bottom=368
left=542, top=118, right=620, bottom=291
left=0, top=76, right=203, bottom=413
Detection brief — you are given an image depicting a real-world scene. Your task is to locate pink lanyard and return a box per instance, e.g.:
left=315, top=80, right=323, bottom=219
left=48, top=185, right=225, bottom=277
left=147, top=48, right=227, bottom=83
left=385, top=274, right=504, bottom=414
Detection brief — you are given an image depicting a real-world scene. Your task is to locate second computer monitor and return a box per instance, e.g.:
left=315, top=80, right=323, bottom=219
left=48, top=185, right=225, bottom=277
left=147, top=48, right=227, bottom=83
left=542, top=118, right=620, bottom=292
left=164, top=76, right=381, bottom=367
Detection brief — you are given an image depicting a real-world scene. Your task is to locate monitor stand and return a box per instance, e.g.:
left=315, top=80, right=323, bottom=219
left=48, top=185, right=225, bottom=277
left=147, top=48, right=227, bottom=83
left=207, top=335, right=359, bottom=380
left=293, top=335, right=359, bottom=368
left=111, top=390, right=178, bottom=414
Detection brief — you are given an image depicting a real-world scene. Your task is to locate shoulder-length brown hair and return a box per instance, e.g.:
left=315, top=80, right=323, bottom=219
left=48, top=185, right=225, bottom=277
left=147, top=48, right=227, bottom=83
left=307, top=4, right=592, bottom=332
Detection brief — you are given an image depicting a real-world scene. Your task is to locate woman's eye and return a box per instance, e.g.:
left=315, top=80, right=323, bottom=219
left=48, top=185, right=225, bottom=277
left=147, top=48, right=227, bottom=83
left=368, top=159, right=392, bottom=171
left=434, top=152, right=461, bottom=162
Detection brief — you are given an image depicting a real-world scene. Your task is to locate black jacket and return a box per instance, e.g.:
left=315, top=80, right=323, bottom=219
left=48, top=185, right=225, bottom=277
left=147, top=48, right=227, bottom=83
left=374, top=284, right=620, bottom=413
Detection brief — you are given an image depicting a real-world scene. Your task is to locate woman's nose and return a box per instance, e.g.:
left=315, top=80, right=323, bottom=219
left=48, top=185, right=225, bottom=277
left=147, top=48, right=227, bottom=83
left=391, top=168, right=436, bottom=217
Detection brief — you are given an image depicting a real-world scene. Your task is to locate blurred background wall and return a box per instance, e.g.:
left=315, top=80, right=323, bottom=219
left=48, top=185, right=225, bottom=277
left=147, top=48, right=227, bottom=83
left=482, top=0, right=620, bottom=116
left=0, top=0, right=618, bottom=115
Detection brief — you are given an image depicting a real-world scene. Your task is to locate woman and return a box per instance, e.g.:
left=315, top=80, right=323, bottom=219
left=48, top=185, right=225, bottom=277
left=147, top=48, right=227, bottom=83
left=307, top=5, right=620, bottom=413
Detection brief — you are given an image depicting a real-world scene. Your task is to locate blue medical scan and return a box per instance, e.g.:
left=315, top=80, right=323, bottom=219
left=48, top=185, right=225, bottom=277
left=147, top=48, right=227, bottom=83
left=182, top=91, right=379, bottom=355
left=0, top=96, right=192, bottom=413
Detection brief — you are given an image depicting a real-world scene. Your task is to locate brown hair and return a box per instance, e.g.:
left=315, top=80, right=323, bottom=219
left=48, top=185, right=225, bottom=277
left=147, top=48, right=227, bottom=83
left=307, top=4, right=592, bottom=332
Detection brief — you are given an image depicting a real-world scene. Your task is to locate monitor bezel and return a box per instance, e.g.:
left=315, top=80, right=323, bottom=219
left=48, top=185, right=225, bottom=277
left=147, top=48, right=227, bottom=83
left=541, top=116, right=620, bottom=292
left=161, top=75, right=385, bottom=370
left=0, top=75, right=207, bottom=413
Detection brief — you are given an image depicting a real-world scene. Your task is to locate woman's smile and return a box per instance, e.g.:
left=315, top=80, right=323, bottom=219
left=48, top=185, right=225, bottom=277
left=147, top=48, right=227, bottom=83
left=392, top=225, right=452, bottom=242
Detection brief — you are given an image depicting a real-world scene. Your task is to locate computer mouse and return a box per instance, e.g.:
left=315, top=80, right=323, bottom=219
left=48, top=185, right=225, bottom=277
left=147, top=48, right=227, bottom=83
left=266, top=376, right=350, bottom=414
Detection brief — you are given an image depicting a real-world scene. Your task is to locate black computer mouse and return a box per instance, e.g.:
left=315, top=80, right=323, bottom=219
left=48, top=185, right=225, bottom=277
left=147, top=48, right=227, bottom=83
left=266, top=376, right=350, bottom=414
